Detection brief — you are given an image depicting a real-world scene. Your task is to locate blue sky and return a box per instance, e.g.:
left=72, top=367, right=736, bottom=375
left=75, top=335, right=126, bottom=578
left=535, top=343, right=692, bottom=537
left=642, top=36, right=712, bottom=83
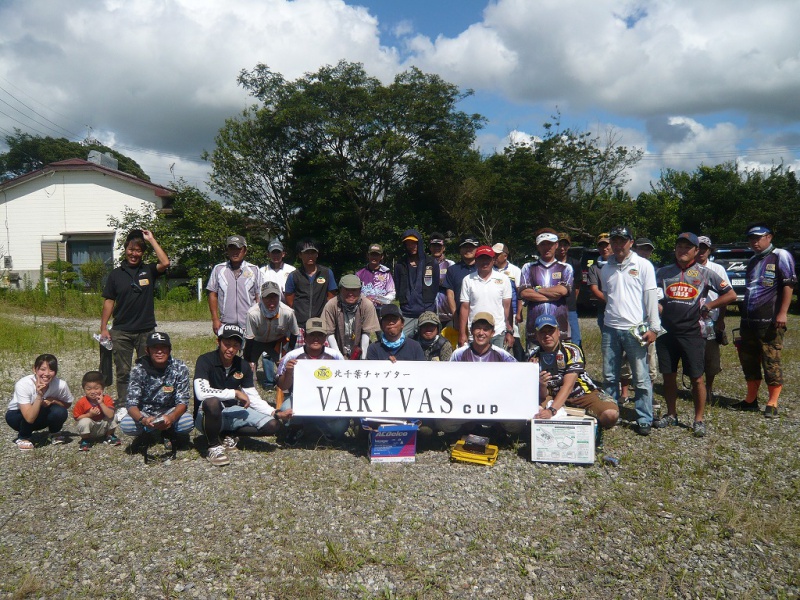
left=1, top=0, right=799, bottom=195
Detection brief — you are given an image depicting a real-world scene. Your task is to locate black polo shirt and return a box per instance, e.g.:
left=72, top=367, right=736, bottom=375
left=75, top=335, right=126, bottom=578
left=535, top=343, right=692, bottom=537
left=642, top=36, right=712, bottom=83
left=102, top=262, right=162, bottom=332
left=192, top=349, right=254, bottom=416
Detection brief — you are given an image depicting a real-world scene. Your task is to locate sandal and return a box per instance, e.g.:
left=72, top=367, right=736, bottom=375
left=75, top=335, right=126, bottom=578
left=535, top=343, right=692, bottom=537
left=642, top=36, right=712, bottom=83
left=15, top=438, right=34, bottom=450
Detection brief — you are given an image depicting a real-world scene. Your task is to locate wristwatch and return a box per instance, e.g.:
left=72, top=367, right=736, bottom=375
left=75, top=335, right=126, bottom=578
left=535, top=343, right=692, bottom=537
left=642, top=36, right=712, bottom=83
left=547, top=406, right=557, bottom=416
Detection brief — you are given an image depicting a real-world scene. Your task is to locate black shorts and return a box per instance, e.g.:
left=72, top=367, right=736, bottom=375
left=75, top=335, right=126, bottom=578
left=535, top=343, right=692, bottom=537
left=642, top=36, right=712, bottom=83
left=656, top=333, right=705, bottom=379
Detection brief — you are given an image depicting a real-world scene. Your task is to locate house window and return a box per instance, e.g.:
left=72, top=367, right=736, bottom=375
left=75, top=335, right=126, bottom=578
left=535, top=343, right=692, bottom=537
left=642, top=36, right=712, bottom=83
left=67, top=239, right=114, bottom=285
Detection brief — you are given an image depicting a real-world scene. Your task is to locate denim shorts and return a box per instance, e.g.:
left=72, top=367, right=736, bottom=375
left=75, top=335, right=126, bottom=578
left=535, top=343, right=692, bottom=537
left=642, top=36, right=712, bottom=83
left=194, top=405, right=273, bottom=433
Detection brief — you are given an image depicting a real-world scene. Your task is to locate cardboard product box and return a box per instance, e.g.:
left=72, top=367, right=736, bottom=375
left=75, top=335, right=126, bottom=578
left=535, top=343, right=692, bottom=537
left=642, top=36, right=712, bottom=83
left=531, top=416, right=597, bottom=464
left=361, top=419, right=420, bottom=463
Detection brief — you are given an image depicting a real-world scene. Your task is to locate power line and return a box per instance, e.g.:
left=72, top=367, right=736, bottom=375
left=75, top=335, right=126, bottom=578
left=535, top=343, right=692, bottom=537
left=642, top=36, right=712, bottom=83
left=0, top=85, right=80, bottom=139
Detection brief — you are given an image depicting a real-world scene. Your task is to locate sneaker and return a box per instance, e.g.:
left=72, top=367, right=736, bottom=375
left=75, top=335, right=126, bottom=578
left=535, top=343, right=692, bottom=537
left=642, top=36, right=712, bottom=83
left=162, top=435, right=173, bottom=453
left=283, top=427, right=304, bottom=447
left=207, top=445, right=230, bottom=466
left=764, top=405, right=779, bottom=419
left=14, top=438, right=34, bottom=450
left=653, top=414, right=678, bottom=429
left=49, top=432, right=67, bottom=445
left=222, top=436, right=239, bottom=451
left=636, top=423, right=652, bottom=436
left=104, top=434, right=121, bottom=446
left=730, top=399, right=760, bottom=412
left=79, top=439, right=92, bottom=451
left=693, top=421, right=707, bottom=438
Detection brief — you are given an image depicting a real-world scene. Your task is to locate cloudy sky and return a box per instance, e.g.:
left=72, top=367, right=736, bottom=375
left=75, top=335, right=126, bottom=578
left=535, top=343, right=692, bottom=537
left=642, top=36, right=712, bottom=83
left=1, top=0, right=799, bottom=196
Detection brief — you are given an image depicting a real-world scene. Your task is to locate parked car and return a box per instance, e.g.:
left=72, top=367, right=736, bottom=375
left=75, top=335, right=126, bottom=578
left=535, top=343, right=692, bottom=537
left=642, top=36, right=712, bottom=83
left=710, top=243, right=755, bottom=304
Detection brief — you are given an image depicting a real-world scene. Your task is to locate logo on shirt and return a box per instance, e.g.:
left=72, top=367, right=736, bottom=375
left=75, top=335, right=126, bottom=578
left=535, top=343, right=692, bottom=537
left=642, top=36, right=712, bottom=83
left=233, top=372, right=243, bottom=379
left=162, top=386, right=174, bottom=393
left=666, top=282, right=698, bottom=300
left=139, top=278, right=150, bottom=286
left=686, top=268, right=699, bottom=277
left=316, top=276, right=326, bottom=284
left=424, top=266, right=433, bottom=287
left=314, top=367, right=333, bottom=380
left=552, top=272, right=562, bottom=280
left=628, top=269, right=639, bottom=277
left=766, top=264, right=776, bottom=271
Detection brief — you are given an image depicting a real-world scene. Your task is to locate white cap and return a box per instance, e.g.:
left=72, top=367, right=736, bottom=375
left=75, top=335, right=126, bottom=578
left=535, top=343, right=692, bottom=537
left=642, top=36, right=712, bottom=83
left=536, top=232, right=559, bottom=245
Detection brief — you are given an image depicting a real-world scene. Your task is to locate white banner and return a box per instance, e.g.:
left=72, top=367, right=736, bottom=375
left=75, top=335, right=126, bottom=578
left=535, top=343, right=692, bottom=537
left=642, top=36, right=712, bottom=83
left=292, top=360, right=539, bottom=420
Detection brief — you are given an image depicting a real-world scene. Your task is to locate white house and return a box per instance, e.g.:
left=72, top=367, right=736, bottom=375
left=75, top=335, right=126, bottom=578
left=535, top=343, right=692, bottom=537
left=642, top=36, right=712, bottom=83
left=0, top=157, right=174, bottom=286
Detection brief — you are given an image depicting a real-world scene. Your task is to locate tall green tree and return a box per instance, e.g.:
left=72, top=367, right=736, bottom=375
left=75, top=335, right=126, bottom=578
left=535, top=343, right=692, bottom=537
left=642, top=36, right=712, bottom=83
left=0, top=130, right=150, bottom=181
left=205, top=60, right=484, bottom=259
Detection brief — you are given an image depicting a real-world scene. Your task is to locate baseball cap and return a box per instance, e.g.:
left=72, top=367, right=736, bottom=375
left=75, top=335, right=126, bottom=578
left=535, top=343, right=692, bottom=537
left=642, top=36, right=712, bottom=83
left=418, top=311, right=440, bottom=327
left=261, top=281, right=281, bottom=297
left=368, top=243, right=383, bottom=254
left=298, top=240, right=318, bottom=253
left=304, top=318, right=326, bottom=335
left=634, top=237, right=654, bottom=249
left=472, top=312, right=495, bottom=327
left=226, top=235, right=247, bottom=248
left=746, top=224, right=772, bottom=237
left=429, top=233, right=445, bottom=245
left=596, top=232, right=611, bottom=244
left=402, top=234, right=419, bottom=242
left=698, top=235, right=712, bottom=247
left=677, top=232, right=699, bottom=247
left=379, top=304, right=403, bottom=321
left=459, top=236, right=480, bottom=247
left=218, top=323, right=245, bottom=342
left=339, top=274, right=362, bottom=290
left=609, top=226, right=633, bottom=240
left=536, top=232, right=559, bottom=245
left=268, top=240, right=284, bottom=252
left=534, top=314, right=559, bottom=330
left=557, top=233, right=571, bottom=244
left=146, top=331, right=171, bottom=347
left=492, top=242, right=509, bottom=255
left=475, top=245, right=495, bottom=258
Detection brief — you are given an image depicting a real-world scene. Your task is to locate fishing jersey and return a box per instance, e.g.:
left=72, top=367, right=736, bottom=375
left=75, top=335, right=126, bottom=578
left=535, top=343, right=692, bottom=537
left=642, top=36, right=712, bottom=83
left=656, top=261, right=730, bottom=335
left=742, top=247, right=797, bottom=328
left=518, top=260, right=573, bottom=337
left=450, top=344, right=516, bottom=363
left=531, top=341, right=598, bottom=399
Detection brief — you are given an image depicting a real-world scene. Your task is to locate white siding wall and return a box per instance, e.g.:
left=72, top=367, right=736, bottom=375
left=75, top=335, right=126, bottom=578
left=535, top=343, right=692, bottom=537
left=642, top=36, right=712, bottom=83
left=0, top=170, right=160, bottom=277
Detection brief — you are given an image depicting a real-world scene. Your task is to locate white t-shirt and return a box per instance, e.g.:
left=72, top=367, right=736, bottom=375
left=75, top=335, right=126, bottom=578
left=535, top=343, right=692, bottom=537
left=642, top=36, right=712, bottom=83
left=600, top=252, right=657, bottom=330
left=9, top=375, right=74, bottom=412
left=702, top=260, right=731, bottom=321
left=460, top=270, right=512, bottom=333
left=495, top=261, right=521, bottom=288
left=259, top=263, right=297, bottom=301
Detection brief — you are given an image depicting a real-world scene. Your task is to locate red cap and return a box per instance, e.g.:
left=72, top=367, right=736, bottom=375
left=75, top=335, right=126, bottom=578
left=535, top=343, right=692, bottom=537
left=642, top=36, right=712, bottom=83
left=475, top=245, right=495, bottom=258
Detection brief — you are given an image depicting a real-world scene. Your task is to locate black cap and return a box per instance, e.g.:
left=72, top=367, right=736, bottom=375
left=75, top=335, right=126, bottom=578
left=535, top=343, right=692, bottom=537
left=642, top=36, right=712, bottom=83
left=634, top=237, right=654, bottom=248
left=609, top=226, right=633, bottom=240
left=218, top=324, right=245, bottom=342
left=146, top=331, right=171, bottom=347
left=379, top=304, right=403, bottom=321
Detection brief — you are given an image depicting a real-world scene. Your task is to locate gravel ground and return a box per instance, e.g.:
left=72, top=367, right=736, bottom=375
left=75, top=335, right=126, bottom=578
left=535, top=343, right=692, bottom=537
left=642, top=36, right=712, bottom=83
left=1, top=316, right=798, bottom=599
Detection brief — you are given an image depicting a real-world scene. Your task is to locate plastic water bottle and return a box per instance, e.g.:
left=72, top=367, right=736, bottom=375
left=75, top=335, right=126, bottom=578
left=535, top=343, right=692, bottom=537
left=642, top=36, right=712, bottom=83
left=93, top=333, right=113, bottom=350
left=701, top=318, right=716, bottom=340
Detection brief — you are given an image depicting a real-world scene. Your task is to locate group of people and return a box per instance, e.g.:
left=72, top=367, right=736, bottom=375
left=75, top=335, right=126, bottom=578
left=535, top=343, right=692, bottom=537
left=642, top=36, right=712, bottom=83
left=4, top=221, right=794, bottom=460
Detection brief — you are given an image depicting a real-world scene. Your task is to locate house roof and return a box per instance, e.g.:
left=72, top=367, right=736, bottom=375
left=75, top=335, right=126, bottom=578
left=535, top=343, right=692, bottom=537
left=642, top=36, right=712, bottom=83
left=0, top=158, right=174, bottom=198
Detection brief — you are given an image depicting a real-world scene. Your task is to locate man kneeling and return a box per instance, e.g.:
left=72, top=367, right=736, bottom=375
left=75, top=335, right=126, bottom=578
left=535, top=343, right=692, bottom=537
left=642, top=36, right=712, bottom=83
left=530, top=315, right=619, bottom=445
left=194, top=324, right=291, bottom=466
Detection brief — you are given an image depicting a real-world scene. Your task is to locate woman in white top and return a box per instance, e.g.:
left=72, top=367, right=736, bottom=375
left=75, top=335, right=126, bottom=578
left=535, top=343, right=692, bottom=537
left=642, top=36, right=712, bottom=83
left=5, top=354, right=74, bottom=449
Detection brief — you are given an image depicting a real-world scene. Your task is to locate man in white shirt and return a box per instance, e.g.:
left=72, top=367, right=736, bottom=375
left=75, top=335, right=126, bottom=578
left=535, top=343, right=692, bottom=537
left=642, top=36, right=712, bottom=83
left=599, top=226, right=661, bottom=435
left=459, top=246, right=513, bottom=349
left=697, top=235, right=732, bottom=403
left=259, top=240, right=296, bottom=302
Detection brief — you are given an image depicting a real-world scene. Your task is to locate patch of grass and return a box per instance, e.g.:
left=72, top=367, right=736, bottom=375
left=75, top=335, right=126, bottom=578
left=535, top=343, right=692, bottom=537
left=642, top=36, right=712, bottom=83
left=10, top=573, right=44, bottom=600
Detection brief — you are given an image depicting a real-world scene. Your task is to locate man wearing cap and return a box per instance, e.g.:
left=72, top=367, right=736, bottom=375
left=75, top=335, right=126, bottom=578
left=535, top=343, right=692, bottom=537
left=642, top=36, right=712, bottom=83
left=322, top=274, right=381, bottom=359
left=194, top=324, right=290, bottom=466
left=259, top=240, right=296, bottom=302
left=654, top=233, right=736, bottom=437
left=285, top=239, right=337, bottom=331
left=634, top=237, right=659, bottom=384
left=356, top=244, right=396, bottom=307
left=696, top=235, right=731, bottom=402
left=530, top=315, right=619, bottom=433
left=732, top=223, right=797, bottom=417
left=430, top=232, right=455, bottom=326
left=366, top=304, right=426, bottom=361
left=276, top=318, right=348, bottom=444
left=442, top=235, right=480, bottom=335
left=394, top=229, right=439, bottom=337
left=436, top=312, right=519, bottom=437
left=493, top=242, right=524, bottom=358
left=554, top=233, right=582, bottom=348
left=243, top=281, right=300, bottom=389
left=459, top=245, right=513, bottom=349
left=119, top=332, right=194, bottom=447
left=518, top=228, right=573, bottom=350
left=413, top=311, right=453, bottom=361
left=100, top=228, right=170, bottom=408
left=599, top=225, right=661, bottom=435
left=207, top=235, right=263, bottom=334
left=587, top=233, right=612, bottom=328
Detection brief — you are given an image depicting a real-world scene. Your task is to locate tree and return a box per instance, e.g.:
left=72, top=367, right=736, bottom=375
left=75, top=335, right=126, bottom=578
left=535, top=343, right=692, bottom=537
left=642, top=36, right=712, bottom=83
left=205, top=60, right=485, bottom=260
left=0, top=130, right=150, bottom=181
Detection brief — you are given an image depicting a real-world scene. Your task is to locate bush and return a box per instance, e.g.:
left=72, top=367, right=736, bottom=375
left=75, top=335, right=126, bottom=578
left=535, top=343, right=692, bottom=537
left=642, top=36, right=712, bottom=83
left=79, top=258, right=108, bottom=293
left=166, top=285, right=192, bottom=303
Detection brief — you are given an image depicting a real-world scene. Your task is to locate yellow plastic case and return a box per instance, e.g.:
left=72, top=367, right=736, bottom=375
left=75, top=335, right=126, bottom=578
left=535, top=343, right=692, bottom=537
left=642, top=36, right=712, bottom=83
left=449, top=439, right=499, bottom=465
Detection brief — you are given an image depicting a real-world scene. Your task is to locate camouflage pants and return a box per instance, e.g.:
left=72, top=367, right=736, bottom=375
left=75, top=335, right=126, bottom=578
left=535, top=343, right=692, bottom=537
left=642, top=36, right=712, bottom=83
left=738, top=324, right=785, bottom=386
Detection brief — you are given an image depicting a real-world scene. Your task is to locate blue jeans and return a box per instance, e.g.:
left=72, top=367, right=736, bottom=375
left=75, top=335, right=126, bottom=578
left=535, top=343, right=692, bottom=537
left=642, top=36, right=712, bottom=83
left=5, top=405, right=68, bottom=441
left=261, top=355, right=277, bottom=387
left=602, top=327, right=652, bottom=425
left=568, top=310, right=582, bottom=347
left=281, top=394, right=350, bottom=440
